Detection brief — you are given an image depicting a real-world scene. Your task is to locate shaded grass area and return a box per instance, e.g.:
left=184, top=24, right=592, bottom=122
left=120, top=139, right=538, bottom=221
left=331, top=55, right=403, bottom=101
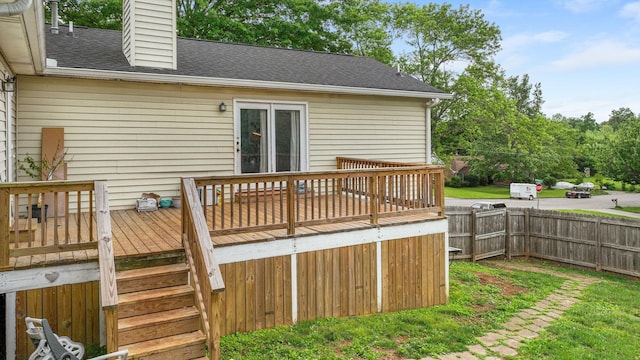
left=515, top=265, right=640, bottom=360
left=220, top=262, right=564, bottom=359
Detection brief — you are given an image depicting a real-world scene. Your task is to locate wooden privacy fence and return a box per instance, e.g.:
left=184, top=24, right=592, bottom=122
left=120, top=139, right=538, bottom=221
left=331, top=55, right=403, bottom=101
left=447, top=206, right=640, bottom=277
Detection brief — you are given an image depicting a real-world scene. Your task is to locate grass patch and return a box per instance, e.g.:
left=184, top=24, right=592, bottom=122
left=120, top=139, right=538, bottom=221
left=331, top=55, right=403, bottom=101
left=445, top=186, right=567, bottom=199
left=517, top=270, right=640, bottom=360
left=555, top=209, right=633, bottom=219
left=220, top=262, right=564, bottom=359
left=619, top=206, right=640, bottom=214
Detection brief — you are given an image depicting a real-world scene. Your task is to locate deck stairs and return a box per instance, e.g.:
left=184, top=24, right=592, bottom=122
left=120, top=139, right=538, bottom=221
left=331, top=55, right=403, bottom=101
left=116, top=256, right=208, bottom=360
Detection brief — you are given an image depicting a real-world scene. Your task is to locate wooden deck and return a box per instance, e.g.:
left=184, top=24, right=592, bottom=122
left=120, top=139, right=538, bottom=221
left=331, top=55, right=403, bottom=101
left=9, top=202, right=443, bottom=269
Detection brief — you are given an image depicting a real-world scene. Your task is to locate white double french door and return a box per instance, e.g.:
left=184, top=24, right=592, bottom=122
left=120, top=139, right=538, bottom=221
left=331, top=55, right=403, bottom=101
left=235, top=101, right=307, bottom=174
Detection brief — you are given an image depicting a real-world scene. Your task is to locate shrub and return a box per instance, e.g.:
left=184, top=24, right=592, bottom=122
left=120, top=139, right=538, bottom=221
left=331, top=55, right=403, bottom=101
left=602, top=181, right=616, bottom=190
left=594, top=173, right=605, bottom=189
left=575, top=175, right=584, bottom=186
left=447, top=175, right=462, bottom=188
left=464, top=174, right=482, bottom=187
left=543, top=176, right=557, bottom=189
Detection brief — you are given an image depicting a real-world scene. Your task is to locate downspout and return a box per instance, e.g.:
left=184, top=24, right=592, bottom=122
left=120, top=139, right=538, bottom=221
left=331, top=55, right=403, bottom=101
left=6, top=87, right=13, bottom=182
left=425, top=98, right=440, bottom=164
left=0, top=0, right=33, bottom=17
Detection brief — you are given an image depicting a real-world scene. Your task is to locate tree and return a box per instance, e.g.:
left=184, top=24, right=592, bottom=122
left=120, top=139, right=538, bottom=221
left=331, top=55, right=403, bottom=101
left=596, top=119, right=640, bottom=184
left=504, top=73, right=544, bottom=119
left=334, top=0, right=395, bottom=65
left=603, top=107, right=637, bottom=130
left=176, top=0, right=352, bottom=52
left=48, top=0, right=122, bottom=30
left=391, top=2, right=501, bottom=132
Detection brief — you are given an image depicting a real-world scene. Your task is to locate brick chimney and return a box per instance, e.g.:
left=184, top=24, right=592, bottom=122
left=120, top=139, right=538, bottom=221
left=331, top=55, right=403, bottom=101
left=122, top=0, right=176, bottom=70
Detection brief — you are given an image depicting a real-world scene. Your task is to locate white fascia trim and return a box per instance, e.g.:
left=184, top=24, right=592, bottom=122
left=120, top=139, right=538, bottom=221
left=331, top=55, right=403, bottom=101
left=43, top=66, right=454, bottom=99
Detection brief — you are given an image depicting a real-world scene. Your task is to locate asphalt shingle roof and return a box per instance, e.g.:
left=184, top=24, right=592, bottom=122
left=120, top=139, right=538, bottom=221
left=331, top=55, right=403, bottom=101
left=46, top=25, right=446, bottom=95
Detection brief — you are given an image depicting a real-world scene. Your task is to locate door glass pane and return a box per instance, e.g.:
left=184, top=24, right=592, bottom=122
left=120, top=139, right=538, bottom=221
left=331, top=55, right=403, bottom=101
left=275, top=110, right=300, bottom=172
left=240, top=109, right=268, bottom=173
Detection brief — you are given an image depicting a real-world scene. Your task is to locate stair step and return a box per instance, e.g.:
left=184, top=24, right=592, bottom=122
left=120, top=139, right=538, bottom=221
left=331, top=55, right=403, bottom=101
left=122, top=330, right=207, bottom=360
left=119, top=285, right=194, bottom=319
left=118, top=307, right=201, bottom=346
left=118, top=263, right=189, bottom=294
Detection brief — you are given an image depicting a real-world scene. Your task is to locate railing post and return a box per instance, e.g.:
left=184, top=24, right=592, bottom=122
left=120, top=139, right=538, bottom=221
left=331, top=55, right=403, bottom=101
left=0, top=187, right=10, bottom=269
left=209, top=291, right=222, bottom=360
left=95, top=181, right=119, bottom=353
left=369, top=175, right=378, bottom=225
left=436, top=170, right=445, bottom=216
left=287, top=176, right=295, bottom=235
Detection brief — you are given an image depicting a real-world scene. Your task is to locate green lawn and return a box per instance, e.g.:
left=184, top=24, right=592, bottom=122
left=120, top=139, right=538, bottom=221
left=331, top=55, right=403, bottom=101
left=220, top=262, right=640, bottom=359
left=619, top=206, right=640, bottom=214
left=517, top=267, right=640, bottom=360
left=445, top=185, right=566, bottom=199
left=555, top=209, right=633, bottom=219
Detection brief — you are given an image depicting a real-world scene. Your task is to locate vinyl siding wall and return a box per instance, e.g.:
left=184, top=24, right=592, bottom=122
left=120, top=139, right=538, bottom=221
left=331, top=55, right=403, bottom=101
left=17, top=76, right=429, bottom=209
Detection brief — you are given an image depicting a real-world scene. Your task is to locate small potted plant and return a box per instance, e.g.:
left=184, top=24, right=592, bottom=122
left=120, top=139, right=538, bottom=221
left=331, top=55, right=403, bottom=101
left=19, top=148, right=71, bottom=222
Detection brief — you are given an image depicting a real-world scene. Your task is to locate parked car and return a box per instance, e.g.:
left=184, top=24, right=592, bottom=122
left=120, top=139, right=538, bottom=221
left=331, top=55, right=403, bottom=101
left=471, top=201, right=507, bottom=210
left=565, top=187, right=591, bottom=198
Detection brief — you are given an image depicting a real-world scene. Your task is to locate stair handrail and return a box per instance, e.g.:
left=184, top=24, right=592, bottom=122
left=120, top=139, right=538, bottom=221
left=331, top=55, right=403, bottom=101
left=181, top=177, right=225, bottom=360
left=95, top=181, right=119, bottom=353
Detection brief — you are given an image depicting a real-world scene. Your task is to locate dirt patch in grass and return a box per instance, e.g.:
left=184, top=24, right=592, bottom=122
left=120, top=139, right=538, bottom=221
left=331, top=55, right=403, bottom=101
left=475, top=272, right=528, bottom=296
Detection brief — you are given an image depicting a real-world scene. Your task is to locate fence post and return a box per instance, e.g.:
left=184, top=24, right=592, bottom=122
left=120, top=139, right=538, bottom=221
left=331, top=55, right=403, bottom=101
left=471, top=209, right=476, bottom=262
left=524, top=209, right=530, bottom=260
left=0, top=187, right=10, bottom=269
left=505, top=209, right=511, bottom=260
left=595, top=218, right=601, bottom=272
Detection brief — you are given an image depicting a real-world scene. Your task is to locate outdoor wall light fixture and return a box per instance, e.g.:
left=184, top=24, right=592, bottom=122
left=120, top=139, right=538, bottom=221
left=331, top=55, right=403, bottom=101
left=219, top=102, right=227, bottom=112
left=1, top=76, right=16, bottom=93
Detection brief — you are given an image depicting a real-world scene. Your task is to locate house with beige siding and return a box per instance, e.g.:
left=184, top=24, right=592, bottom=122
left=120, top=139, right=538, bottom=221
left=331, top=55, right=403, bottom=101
left=1, top=1, right=453, bottom=359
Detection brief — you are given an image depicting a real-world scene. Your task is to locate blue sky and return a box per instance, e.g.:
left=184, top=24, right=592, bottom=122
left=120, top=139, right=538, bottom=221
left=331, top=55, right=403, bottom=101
left=392, top=0, right=640, bottom=122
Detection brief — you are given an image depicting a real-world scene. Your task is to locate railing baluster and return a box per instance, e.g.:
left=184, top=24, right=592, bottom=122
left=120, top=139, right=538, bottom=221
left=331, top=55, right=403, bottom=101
left=64, top=191, right=70, bottom=242
left=77, top=191, right=82, bottom=241
left=89, top=189, right=94, bottom=242
left=53, top=192, right=59, bottom=245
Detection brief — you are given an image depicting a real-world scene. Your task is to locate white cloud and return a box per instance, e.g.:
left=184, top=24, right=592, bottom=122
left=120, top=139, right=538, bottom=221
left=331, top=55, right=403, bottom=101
left=550, top=40, right=640, bottom=71
left=619, top=1, right=640, bottom=22
left=558, top=0, right=610, bottom=13
left=502, top=31, right=568, bottom=52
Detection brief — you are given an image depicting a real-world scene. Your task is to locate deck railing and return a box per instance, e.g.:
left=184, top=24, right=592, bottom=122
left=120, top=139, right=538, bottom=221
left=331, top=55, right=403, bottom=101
left=193, top=163, right=445, bottom=237
left=0, top=180, right=119, bottom=351
left=0, top=180, right=99, bottom=269
left=336, top=156, right=423, bottom=169
left=181, top=178, right=225, bottom=360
